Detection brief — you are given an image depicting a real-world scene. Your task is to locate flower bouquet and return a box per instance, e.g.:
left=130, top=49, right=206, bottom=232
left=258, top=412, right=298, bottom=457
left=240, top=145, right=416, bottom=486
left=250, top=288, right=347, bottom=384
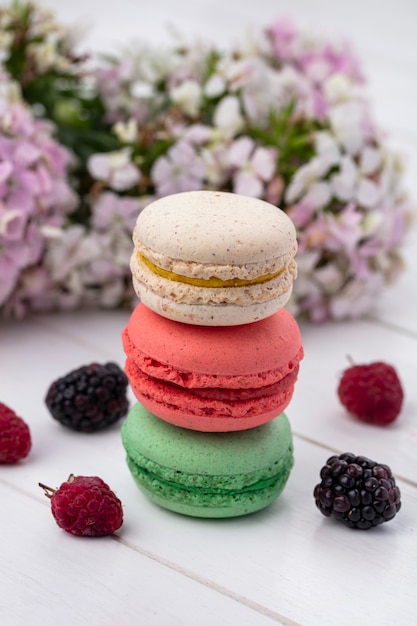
left=0, top=2, right=412, bottom=321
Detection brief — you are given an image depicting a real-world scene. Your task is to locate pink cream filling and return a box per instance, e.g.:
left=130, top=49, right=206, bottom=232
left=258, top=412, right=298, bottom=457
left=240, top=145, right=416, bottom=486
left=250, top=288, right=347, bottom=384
left=125, top=357, right=296, bottom=418
left=126, top=357, right=299, bottom=402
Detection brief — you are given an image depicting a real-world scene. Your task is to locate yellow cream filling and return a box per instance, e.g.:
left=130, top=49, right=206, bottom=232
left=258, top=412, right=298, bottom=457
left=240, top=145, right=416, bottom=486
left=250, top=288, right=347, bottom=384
left=139, top=253, right=283, bottom=288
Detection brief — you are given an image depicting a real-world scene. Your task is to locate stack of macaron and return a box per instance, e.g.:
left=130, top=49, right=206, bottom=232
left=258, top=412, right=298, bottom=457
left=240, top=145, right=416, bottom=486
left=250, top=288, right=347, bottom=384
left=121, top=190, right=303, bottom=518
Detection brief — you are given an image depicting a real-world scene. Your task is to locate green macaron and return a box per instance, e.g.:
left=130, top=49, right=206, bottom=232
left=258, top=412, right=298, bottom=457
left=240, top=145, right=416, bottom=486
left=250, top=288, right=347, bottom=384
left=121, top=403, right=294, bottom=518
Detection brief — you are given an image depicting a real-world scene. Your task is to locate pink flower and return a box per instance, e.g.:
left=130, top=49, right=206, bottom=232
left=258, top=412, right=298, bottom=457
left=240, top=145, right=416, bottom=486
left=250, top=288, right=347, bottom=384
left=267, top=18, right=363, bottom=84
left=286, top=201, right=316, bottom=229
left=0, top=252, right=20, bottom=303
left=0, top=101, right=77, bottom=309
left=266, top=19, right=298, bottom=62
left=227, top=136, right=276, bottom=197
left=325, top=202, right=363, bottom=255
left=151, top=141, right=205, bottom=197
left=299, top=45, right=363, bottom=84
left=0, top=161, right=13, bottom=185
left=91, top=191, right=140, bottom=232
left=0, top=209, right=26, bottom=241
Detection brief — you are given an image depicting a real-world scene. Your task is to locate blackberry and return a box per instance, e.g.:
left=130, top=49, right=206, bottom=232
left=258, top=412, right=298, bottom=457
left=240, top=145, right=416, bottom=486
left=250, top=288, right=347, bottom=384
left=45, top=362, right=129, bottom=432
left=313, top=452, right=401, bottom=530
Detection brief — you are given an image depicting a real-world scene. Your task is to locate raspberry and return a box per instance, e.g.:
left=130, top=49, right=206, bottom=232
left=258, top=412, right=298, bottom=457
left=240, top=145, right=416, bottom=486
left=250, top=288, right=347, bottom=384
left=337, top=361, right=404, bottom=425
left=39, top=474, right=124, bottom=537
left=0, top=402, right=32, bottom=464
left=314, top=453, right=401, bottom=530
left=45, top=362, right=129, bottom=432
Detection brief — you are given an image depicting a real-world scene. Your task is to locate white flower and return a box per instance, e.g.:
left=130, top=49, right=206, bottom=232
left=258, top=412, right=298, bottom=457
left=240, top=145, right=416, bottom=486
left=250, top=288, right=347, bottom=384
left=204, top=74, right=225, bottom=98
left=181, top=124, right=212, bottom=144
left=361, top=211, right=384, bottom=236
left=314, top=131, right=341, bottom=169
left=324, top=74, right=355, bottom=105
left=291, top=250, right=321, bottom=298
left=0, top=30, right=13, bottom=61
left=329, top=274, right=384, bottom=319
left=285, top=157, right=332, bottom=209
left=88, top=148, right=141, bottom=191
left=170, top=80, right=202, bottom=117
left=314, top=264, right=345, bottom=292
left=379, top=151, right=404, bottom=201
left=213, top=95, right=244, bottom=139
left=45, top=225, right=100, bottom=282
left=241, top=62, right=283, bottom=124
left=113, top=119, right=138, bottom=144
left=360, top=146, right=381, bottom=175
left=27, top=41, right=62, bottom=73
left=0, top=75, right=21, bottom=104
left=331, top=155, right=380, bottom=207
left=222, top=57, right=254, bottom=91
left=200, top=146, right=229, bottom=187
left=227, top=136, right=276, bottom=197
left=303, top=182, right=333, bottom=210
left=39, top=225, right=63, bottom=239
left=328, top=101, right=365, bottom=155
left=130, top=80, right=154, bottom=99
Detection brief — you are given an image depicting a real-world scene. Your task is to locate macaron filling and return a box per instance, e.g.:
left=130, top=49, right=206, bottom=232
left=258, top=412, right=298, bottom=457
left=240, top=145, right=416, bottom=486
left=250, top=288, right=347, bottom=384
left=126, top=356, right=299, bottom=403
left=125, top=444, right=294, bottom=508
left=138, top=252, right=284, bottom=288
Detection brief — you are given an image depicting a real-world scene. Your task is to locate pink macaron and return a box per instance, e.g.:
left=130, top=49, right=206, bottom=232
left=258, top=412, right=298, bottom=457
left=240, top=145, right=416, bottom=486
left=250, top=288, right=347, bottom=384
left=122, top=304, right=303, bottom=432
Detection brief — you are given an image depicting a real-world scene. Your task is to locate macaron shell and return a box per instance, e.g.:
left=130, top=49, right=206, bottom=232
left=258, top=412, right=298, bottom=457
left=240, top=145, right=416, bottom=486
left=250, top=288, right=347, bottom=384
left=125, top=304, right=301, bottom=377
left=135, top=190, right=297, bottom=265
left=131, top=279, right=292, bottom=325
left=121, top=404, right=294, bottom=518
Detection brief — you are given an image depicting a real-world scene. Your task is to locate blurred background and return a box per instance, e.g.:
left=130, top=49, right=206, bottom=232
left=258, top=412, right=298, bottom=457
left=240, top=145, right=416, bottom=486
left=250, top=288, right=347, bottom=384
left=35, top=0, right=417, bottom=207
left=2, top=0, right=416, bottom=189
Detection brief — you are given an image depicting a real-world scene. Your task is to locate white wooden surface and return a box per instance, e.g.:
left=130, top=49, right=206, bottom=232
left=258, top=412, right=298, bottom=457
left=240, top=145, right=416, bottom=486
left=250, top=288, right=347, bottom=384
left=1, top=1, right=417, bottom=625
